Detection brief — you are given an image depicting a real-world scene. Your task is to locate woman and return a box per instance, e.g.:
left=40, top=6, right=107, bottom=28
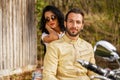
left=32, top=5, right=65, bottom=80
left=40, top=5, right=65, bottom=46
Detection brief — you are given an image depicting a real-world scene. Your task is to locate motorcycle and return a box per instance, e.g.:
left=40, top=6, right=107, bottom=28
left=77, top=40, right=120, bottom=80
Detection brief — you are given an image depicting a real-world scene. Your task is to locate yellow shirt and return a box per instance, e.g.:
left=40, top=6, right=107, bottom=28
left=43, top=34, right=97, bottom=80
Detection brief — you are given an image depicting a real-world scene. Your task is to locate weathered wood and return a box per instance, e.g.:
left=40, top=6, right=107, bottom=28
left=0, top=0, right=37, bottom=76
left=0, top=0, right=2, bottom=70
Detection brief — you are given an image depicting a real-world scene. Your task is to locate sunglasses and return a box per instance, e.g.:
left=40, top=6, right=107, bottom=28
left=45, top=15, right=57, bottom=23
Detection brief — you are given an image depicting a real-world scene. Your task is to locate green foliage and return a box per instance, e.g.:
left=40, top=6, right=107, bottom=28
left=35, top=0, right=48, bottom=28
left=35, top=0, right=48, bottom=63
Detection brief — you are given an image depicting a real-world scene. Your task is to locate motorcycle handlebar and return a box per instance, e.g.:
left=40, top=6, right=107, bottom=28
left=77, top=59, right=120, bottom=80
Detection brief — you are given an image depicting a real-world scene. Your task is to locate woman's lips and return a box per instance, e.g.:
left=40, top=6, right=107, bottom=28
left=50, top=23, right=55, bottom=26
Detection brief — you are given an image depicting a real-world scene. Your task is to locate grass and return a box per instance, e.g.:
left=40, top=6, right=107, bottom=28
left=1, top=71, right=34, bottom=80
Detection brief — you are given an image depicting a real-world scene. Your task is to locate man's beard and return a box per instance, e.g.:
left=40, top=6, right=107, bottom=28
left=65, top=27, right=80, bottom=37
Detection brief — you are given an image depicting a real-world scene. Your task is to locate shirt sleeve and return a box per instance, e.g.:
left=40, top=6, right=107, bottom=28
left=42, top=43, right=58, bottom=80
left=41, top=32, right=48, bottom=46
left=87, top=46, right=100, bottom=80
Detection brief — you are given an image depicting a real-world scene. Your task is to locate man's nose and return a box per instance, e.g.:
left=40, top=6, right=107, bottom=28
left=73, top=22, right=77, bottom=28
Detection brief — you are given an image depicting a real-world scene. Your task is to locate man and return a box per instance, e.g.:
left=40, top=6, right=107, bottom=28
left=43, top=8, right=98, bottom=80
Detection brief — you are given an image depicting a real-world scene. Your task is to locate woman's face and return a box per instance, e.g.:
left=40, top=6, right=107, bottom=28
left=44, top=11, right=59, bottom=29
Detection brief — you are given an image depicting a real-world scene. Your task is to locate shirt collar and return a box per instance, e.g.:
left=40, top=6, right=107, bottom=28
left=62, top=34, right=79, bottom=44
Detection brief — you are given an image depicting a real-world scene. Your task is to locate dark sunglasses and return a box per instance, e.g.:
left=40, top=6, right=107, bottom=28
left=45, top=15, right=57, bottom=23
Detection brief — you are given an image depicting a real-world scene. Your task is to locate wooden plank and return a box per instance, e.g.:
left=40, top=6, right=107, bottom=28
left=26, top=0, right=30, bottom=65
left=21, top=0, right=26, bottom=66
left=13, top=0, right=17, bottom=68
left=14, top=0, right=20, bottom=68
left=26, top=0, right=30, bottom=66
left=22, top=0, right=29, bottom=66
left=28, top=0, right=37, bottom=65
left=0, top=0, right=37, bottom=72
left=2, top=0, right=7, bottom=69
left=17, top=0, right=23, bottom=67
left=0, top=0, right=2, bottom=70
left=9, top=0, right=14, bottom=69
left=6, top=0, right=10, bottom=69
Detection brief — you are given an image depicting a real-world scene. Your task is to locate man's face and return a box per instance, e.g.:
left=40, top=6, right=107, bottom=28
left=65, top=12, right=84, bottom=37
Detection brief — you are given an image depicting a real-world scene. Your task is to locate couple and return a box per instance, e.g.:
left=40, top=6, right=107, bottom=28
left=33, top=5, right=98, bottom=80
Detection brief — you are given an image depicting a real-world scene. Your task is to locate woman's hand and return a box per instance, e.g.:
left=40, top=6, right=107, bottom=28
left=43, top=24, right=59, bottom=43
left=45, top=24, right=53, bottom=33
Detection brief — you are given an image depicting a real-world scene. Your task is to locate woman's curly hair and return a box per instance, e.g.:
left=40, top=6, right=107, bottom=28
left=40, top=5, right=65, bottom=34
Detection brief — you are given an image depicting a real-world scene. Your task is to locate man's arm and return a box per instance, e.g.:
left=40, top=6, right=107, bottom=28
left=42, top=43, right=58, bottom=80
left=87, top=47, right=100, bottom=80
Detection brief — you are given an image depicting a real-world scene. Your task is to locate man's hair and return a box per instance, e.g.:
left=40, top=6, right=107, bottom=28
left=65, top=8, right=84, bottom=23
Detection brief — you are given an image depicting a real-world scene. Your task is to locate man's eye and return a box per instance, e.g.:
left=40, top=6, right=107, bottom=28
left=68, top=20, right=73, bottom=23
left=76, top=21, right=81, bottom=24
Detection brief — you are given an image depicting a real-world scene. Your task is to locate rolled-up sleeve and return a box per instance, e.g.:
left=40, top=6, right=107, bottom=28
left=42, top=43, right=58, bottom=80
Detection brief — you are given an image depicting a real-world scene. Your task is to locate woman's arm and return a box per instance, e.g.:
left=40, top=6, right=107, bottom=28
left=43, top=24, right=59, bottom=43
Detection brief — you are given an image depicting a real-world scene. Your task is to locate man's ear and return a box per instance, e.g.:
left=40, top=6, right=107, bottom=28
left=64, top=21, right=66, bottom=28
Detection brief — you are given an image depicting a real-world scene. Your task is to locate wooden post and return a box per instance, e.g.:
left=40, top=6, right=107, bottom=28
left=0, top=0, right=37, bottom=77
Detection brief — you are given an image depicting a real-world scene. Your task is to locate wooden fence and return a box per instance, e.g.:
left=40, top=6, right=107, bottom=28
left=0, top=0, right=37, bottom=77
